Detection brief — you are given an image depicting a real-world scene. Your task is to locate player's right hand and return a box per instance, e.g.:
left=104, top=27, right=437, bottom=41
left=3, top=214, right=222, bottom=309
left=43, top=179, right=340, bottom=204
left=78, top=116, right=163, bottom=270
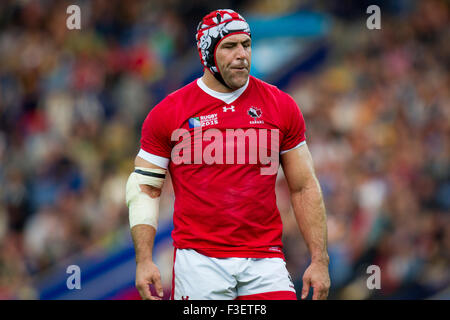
left=135, top=260, right=164, bottom=300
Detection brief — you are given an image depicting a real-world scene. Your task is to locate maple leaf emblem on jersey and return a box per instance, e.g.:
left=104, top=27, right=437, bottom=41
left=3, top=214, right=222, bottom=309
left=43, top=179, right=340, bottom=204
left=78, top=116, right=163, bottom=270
left=247, top=107, right=262, bottom=119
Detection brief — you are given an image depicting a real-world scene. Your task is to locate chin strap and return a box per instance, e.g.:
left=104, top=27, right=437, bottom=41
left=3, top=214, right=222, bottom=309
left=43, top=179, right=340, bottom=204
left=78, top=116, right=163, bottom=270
left=213, top=71, right=232, bottom=89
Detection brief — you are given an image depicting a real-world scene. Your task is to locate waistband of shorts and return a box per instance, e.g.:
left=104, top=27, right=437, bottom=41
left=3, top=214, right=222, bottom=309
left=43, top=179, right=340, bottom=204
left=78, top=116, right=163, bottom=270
left=174, top=246, right=286, bottom=260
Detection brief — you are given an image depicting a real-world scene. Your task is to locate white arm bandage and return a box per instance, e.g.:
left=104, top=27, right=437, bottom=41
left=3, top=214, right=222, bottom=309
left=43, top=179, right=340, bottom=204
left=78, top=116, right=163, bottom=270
left=125, top=167, right=166, bottom=230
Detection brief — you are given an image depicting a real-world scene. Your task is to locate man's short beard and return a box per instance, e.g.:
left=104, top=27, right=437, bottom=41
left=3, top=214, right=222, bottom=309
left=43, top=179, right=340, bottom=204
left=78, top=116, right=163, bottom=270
left=222, top=69, right=248, bottom=90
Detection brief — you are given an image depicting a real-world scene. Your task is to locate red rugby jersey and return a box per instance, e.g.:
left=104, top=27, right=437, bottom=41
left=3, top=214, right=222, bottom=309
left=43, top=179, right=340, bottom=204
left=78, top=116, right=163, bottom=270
left=139, top=75, right=306, bottom=259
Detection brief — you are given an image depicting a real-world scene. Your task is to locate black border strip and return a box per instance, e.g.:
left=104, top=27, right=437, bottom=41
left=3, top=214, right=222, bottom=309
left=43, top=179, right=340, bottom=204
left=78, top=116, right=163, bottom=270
left=134, top=169, right=166, bottom=179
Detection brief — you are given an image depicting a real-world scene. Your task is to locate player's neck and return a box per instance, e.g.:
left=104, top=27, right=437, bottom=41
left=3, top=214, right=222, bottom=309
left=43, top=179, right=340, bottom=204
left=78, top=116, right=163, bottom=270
left=201, top=70, right=238, bottom=93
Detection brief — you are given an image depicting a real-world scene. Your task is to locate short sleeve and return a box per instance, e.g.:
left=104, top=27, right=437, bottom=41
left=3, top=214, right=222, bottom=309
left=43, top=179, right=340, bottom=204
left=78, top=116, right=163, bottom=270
left=140, top=97, right=173, bottom=159
left=279, top=91, right=306, bottom=153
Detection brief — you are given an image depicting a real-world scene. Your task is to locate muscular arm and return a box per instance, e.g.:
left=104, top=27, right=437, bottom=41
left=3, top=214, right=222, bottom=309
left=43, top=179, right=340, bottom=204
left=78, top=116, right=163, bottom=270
left=281, top=144, right=330, bottom=299
left=131, top=156, right=166, bottom=300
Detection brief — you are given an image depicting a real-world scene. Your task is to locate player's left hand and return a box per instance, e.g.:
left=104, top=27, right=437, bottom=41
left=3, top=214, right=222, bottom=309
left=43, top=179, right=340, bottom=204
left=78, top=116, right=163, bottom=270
left=301, top=261, right=330, bottom=300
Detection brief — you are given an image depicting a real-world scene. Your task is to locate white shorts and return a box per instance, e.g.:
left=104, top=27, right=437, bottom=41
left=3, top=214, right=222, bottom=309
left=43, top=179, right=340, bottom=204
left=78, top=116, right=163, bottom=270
left=171, top=248, right=297, bottom=300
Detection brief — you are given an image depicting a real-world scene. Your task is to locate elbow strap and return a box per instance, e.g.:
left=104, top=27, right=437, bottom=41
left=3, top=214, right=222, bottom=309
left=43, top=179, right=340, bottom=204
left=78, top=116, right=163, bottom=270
left=126, top=167, right=167, bottom=229
left=133, top=167, right=166, bottom=188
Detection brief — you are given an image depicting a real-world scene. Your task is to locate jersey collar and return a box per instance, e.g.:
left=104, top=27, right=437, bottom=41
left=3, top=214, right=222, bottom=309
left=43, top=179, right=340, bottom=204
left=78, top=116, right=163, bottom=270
left=197, top=76, right=250, bottom=104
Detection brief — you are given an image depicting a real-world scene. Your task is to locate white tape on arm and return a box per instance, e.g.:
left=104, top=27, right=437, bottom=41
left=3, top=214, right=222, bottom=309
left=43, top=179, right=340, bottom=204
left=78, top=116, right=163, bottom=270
left=126, top=167, right=167, bottom=230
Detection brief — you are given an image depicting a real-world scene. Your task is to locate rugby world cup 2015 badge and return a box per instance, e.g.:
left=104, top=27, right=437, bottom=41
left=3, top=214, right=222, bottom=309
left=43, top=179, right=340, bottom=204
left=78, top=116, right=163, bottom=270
left=189, top=114, right=219, bottom=128
left=188, top=117, right=201, bottom=128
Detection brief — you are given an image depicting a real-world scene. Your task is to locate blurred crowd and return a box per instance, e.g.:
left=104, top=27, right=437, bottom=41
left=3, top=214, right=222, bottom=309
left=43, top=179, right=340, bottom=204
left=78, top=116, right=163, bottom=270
left=0, top=0, right=241, bottom=299
left=280, top=0, right=449, bottom=299
left=0, top=0, right=448, bottom=299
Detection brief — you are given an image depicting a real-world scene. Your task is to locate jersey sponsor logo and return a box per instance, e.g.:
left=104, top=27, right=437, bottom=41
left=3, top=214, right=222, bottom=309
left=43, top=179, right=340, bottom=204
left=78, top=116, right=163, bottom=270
left=189, top=114, right=219, bottom=128
left=223, top=105, right=235, bottom=112
left=170, top=127, right=279, bottom=175
left=248, top=107, right=264, bottom=124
